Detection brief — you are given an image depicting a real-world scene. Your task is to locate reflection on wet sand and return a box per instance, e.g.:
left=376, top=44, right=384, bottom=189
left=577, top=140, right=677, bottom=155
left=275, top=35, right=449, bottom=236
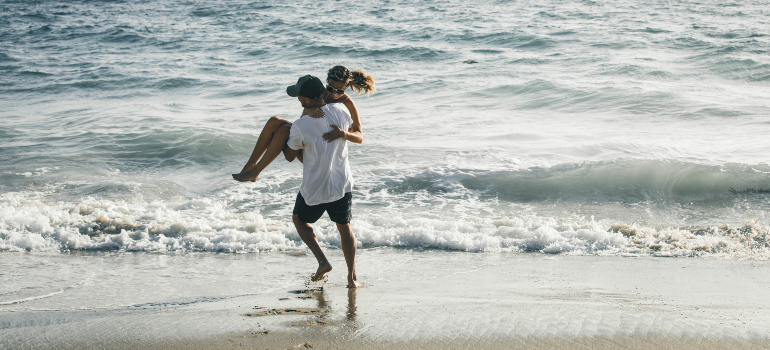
left=292, top=286, right=359, bottom=329
left=246, top=285, right=360, bottom=331
left=346, top=288, right=357, bottom=322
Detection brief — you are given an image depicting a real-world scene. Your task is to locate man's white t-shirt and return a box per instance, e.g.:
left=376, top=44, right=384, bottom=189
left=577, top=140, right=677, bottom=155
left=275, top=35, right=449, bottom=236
left=287, top=103, right=353, bottom=206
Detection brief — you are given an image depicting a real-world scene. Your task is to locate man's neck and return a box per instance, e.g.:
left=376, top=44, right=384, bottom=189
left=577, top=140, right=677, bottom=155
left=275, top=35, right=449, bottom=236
left=306, top=100, right=326, bottom=108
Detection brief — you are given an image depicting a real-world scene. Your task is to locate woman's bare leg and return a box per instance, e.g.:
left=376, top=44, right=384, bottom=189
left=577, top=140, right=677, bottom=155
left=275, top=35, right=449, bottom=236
left=232, top=116, right=290, bottom=181
left=233, top=124, right=291, bottom=182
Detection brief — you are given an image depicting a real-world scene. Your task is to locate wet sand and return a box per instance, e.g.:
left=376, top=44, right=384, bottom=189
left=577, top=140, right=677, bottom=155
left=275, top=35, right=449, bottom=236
left=2, top=250, right=769, bottom=349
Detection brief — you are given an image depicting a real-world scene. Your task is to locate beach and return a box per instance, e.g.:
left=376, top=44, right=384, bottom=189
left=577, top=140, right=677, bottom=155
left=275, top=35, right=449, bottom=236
left=2, top=250, right=769, bottom=349
left=2, top=0, right=770, bottom=348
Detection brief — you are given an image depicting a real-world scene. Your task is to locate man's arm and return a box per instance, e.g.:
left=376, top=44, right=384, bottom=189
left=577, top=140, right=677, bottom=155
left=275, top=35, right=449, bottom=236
left=323, top=99, right=363, bottom=144
left=284, top=124, right=304, bottom=162
left=283, top=144, right=300, bottom=162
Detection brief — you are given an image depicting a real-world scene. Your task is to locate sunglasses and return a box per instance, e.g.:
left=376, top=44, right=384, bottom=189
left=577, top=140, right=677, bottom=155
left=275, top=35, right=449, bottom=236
left=326, top=83, right=346, bottom=95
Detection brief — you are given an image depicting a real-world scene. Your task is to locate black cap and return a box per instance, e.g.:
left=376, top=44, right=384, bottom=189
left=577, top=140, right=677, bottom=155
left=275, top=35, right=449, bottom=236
left=286, top=75, right=325, bottom=99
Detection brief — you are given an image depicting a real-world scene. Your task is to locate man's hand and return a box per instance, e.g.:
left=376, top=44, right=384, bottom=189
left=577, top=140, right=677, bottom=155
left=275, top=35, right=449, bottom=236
left=323, top=125, right=346, bottom=142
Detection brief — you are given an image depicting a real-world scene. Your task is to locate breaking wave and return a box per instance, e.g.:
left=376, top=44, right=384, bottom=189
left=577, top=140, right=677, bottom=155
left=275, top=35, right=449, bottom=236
left=1, top=189, right=768, bottom=260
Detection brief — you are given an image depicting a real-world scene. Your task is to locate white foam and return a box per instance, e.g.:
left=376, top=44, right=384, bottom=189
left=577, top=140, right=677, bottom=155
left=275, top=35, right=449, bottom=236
left=0, top=289, right=64, bottom=305
left=1, top=189, right=768, bottom=259
left=0, top=191, right=301, bottom=253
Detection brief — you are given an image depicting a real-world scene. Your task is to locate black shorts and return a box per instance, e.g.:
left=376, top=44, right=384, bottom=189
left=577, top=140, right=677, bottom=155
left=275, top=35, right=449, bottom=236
left=293, top=192, right=352, bottom=224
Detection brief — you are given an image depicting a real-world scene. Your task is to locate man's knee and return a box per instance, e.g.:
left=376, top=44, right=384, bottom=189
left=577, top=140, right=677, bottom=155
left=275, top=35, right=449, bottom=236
left=336, top=222, right=353, bottom=235
left=293, top=214, right=308, bottom=227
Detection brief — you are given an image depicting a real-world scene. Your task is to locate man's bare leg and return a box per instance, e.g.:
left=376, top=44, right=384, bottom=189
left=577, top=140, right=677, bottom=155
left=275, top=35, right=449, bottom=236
left=232, top=116, right=290, bottom=181
left=337, top=222, right=361, bottom=288
left=293, top=214, right=332, bottom=281
left=233, top=124, right=291, bottom=182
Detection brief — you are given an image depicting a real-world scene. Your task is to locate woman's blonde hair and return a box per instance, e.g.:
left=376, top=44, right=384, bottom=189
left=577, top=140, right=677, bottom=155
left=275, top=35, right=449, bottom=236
left=327, top=65, right=376, bottom=96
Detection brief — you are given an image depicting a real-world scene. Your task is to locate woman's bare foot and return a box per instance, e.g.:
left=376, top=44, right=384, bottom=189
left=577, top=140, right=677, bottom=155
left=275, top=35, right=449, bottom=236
left=232, top=168, right=259, bottom=182
left=311, top=262, right=332, bottom=281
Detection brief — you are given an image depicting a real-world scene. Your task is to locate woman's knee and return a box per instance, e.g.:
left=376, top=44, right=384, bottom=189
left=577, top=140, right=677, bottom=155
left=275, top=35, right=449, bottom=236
left=265, top=116, right=289, bottom=130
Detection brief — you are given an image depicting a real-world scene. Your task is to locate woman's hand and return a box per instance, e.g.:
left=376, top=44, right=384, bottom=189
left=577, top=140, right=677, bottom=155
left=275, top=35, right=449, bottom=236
left=323, top=125, right=346, bottom=142
left=303, top=107, right=324, bottom=118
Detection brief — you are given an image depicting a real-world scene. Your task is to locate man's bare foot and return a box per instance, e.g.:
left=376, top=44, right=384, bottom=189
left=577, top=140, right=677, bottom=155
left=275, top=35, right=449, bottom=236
left=232, top=169, right=258, bottom=182
left=347, top=273, right=361, bottom=288
left=311, top=262, right=332, bottom=282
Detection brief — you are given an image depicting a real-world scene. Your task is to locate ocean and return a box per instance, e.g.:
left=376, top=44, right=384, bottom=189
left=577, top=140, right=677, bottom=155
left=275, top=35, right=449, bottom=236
left=2, top=0, right=769, bottom=258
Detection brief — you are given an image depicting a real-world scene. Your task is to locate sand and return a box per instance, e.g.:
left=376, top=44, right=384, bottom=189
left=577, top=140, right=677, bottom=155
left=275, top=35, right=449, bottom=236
left=2, top=249, right=769, bottom=349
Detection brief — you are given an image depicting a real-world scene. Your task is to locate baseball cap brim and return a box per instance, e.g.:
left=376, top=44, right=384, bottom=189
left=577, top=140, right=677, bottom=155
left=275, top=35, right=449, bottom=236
left=286, top=75, right=312, bottom=97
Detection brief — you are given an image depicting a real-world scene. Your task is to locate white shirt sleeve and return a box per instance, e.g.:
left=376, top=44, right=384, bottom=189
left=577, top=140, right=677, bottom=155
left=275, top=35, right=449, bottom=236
left=287, top=123, right=304, bottom=150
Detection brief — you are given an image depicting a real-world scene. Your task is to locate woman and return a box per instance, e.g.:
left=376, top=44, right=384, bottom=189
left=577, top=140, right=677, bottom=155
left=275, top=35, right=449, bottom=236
left=232, top=66, right=375, bottom=182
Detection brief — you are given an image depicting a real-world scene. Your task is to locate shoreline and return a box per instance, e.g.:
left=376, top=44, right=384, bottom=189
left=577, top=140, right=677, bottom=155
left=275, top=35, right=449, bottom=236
left=2, top=251, right=769, bottom=349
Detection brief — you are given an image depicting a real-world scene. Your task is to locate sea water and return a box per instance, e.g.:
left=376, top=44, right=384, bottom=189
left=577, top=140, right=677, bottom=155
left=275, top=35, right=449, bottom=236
left=2, top=0, right=770, bottom=284
left=2, top=0, right=769, bottom=258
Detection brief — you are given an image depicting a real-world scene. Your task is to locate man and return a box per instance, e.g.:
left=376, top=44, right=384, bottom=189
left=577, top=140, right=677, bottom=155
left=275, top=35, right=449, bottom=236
left=283, top=75, right=361, bottom=289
